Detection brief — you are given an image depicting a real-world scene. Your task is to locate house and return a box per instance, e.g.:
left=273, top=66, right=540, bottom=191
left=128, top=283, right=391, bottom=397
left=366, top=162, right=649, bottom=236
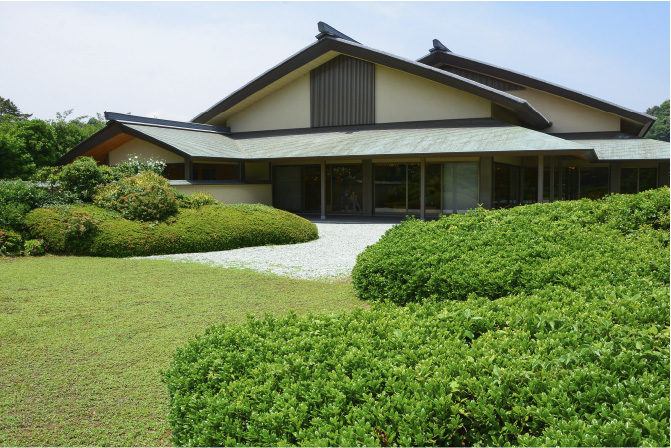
left=57, top=22, right=670, bottom=219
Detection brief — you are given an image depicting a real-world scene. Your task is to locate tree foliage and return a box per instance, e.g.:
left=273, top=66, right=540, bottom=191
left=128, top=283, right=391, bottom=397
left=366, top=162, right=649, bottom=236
left=645, top=99, right=670, bottom=142
left=0, top=96, right=32, bottom=123
left=0, top=98, right=106, bottom=179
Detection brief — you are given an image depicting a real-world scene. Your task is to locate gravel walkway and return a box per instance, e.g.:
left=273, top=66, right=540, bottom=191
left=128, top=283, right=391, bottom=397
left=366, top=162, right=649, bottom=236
left=138, top=223, right=395, bottom=280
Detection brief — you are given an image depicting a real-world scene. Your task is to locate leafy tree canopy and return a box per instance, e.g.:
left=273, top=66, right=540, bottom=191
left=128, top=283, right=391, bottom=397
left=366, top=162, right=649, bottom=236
left=0, top=96, right=32, bottom=122
left=0, top=98, right=106, bottom=179
left=645, top=99, right=670, bottom=142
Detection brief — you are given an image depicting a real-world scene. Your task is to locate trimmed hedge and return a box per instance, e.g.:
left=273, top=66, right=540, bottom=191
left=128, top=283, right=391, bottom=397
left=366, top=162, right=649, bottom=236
left=162, top=283, right=670, bottom=447
left=24, top=203, right=318, bottom=257
left=162, top=188, right=670, bottom=446
left=352, top=188, right=670, bottom=304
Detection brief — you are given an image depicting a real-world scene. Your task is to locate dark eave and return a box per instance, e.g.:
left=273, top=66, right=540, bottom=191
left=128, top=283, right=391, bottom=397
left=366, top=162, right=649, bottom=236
left=191, top=36, right=552, bottom=130
left=56, top=123, right=125, bottom=165
left=418, top=50, right=656, bottom=133
left=105, top=112, right=230, bottom=134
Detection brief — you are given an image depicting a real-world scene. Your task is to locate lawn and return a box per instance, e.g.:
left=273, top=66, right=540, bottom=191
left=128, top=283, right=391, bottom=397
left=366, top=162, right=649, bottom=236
left=0, top=256, right=363, bottom=446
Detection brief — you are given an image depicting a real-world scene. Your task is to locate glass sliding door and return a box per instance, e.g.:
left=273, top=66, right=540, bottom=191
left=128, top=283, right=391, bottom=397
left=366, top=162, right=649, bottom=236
left=493, top=163, right=520, bottom=208
left=407, top=164, right=422, bottom=214
left=622, top=167, right=658, bottom=194
left=442, top=163, right=479, bottom=214
left=374, top=164, right=407, bottom=214
left=374, top=163, right=422, bottom=214
left=579, top=167, right=608, bottom=199
left=273, top=165, right=320, bottom=213
left=274, top=166, right=302, bottom=211
left=326, top=165, right=363, bottom=214
left=425, top=164, right=442, bottom=215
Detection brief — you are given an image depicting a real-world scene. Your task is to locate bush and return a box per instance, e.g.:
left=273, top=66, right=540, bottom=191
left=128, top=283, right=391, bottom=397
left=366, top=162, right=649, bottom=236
left=62, top=210, right=100, bottom=254
left=24, top=203, right=318, bottom=257
left=352, top=188, right=670, bottom=305
left=162, top=283, right=670, bottom=447
left=24, top=238, right=47, bottom=256
left=187, top=191, right=219, bottom=208
left=0, top=179, right=54, bottom=231
left=93, top=171, right=178, bottom=222
left=0, top=228, right=22, bottom=255
left=57, top=156, right=118, bottom=202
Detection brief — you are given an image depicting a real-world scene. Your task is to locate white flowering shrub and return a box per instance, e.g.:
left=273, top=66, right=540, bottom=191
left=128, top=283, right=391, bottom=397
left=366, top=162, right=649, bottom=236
left=114, top=154, right=167, bottom=177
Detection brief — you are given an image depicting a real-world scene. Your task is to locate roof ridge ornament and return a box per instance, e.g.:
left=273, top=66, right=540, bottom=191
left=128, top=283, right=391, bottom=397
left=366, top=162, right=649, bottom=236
left=316, top=22, right=360, bottom=44
left=429, top=39, right=451, bottom=53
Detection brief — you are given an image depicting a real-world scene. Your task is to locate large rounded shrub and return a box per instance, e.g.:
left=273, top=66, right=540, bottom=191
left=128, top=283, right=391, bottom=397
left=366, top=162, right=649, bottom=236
left=352, top=188, right=670, bottom=305
left=93, top=171, right=179, bottom=222
left=25, top=203, right=318, bottom=257
left=162, top=283, right=670, bottom=447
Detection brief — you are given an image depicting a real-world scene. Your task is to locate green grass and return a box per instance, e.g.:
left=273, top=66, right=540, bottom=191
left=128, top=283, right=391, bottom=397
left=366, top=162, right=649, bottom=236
left=0, top=256, right=363, bottom=446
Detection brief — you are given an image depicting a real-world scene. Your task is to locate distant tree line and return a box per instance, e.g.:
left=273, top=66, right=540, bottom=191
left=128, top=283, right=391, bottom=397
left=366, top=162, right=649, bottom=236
left=645, top=99, right=670, bottom=142
left=0, top=97, right=106, bottom=179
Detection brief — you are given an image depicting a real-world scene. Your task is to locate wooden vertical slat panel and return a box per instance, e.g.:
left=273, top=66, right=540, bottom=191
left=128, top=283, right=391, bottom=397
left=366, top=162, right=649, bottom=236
left=311, top=55, right=374, bottom=127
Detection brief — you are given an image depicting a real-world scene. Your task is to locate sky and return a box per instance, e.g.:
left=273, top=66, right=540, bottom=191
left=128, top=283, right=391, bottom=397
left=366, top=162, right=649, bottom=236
left=1, top=1, right=669, bottom=122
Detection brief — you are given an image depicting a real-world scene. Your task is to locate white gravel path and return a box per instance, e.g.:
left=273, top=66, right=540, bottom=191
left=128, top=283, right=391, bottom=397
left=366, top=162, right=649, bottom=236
left=137, top=222, right=395, bottom=280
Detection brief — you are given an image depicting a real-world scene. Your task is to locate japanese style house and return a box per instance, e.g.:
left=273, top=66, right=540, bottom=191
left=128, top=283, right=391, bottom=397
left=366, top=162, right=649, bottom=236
left=58, top=22, right=670, bottom=219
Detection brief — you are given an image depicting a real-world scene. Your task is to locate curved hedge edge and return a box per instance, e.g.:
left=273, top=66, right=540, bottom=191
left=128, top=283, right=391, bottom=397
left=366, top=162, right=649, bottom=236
left=24, top=204, right=318, bottom=257
left=352, top=188, right=670, bottom=305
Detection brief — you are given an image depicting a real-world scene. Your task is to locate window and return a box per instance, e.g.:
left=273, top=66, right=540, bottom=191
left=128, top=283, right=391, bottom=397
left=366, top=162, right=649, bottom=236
left=191, top=163, right=239, bottom=181
left=622, top=167, right=657, bottom=194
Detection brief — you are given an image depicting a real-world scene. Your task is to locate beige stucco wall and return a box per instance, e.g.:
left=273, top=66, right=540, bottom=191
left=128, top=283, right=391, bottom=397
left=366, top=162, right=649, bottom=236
left=513, top=88, right=620, bottom=133
left=226, top=74, right=311, bottom=133
left=108, top=139, right=184, bottom=165
left=374, top=65, right=491, bottom=124
left=174, top=184, right=273, bottom=206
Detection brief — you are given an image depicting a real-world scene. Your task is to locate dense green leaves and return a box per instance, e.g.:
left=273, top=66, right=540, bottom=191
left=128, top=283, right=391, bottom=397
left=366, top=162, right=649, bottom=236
left=163, top=284, right=669, bottom=447
left=645, top=99, right=670, bottom=142
left=163, top=189, right=670, bottom=446
left=25, top=203, right=318, bottom=257
left=352, top=188, right=670, bottom=304
left=0, top=98, right=105, bottom=179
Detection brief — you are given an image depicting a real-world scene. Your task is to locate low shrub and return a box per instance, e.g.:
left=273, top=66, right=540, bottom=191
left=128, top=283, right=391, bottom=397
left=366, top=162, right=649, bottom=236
left=25, top=203, right=318, bottom=257
left=24, top=238, right=47, bottom=256
left=0, top=179, right=53, bottom=231
left=186, top=191, right=219, bottom=208
left=352, top=188, right=670, bottom=304
left=162, top=282, right=670, bottom=447
left=0, top=228, right=22, bottom=255
left=62, top=210, right=101, bottom=254
left=57, top=156, right=119, bottom=202
left=93, top=171, right=179, bottom=222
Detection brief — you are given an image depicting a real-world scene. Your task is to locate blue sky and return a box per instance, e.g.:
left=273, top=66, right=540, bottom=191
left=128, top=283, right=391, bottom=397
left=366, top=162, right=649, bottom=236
left=1, top=1, right=669, bottom=122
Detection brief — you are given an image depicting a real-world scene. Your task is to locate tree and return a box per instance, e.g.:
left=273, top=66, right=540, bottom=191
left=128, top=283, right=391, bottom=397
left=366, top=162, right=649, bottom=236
left=0, top=96, right=32, bottom=123
left=49, top=110, right=106, bottom=158
left=0, top=119, right=59, bottom=179
left=645, top=100, right=670, bottom=142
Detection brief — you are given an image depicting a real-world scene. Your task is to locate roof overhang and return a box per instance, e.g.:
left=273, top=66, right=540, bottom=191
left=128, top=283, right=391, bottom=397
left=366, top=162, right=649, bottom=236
left=191, top=37, right=552, bottom=130
left=554, top=132, right=671, bottom=161
left=418, top=50, right=656, bottom=136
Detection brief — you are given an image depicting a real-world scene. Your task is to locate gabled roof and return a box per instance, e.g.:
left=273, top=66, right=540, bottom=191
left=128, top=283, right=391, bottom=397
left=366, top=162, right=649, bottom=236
left=63, top=117, right=591, bottom=163
left=417, top=46, right=656, bottom=136
left=56, top=113, right=233, bottom=164
left=190, top=34, right=552, bottom=130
